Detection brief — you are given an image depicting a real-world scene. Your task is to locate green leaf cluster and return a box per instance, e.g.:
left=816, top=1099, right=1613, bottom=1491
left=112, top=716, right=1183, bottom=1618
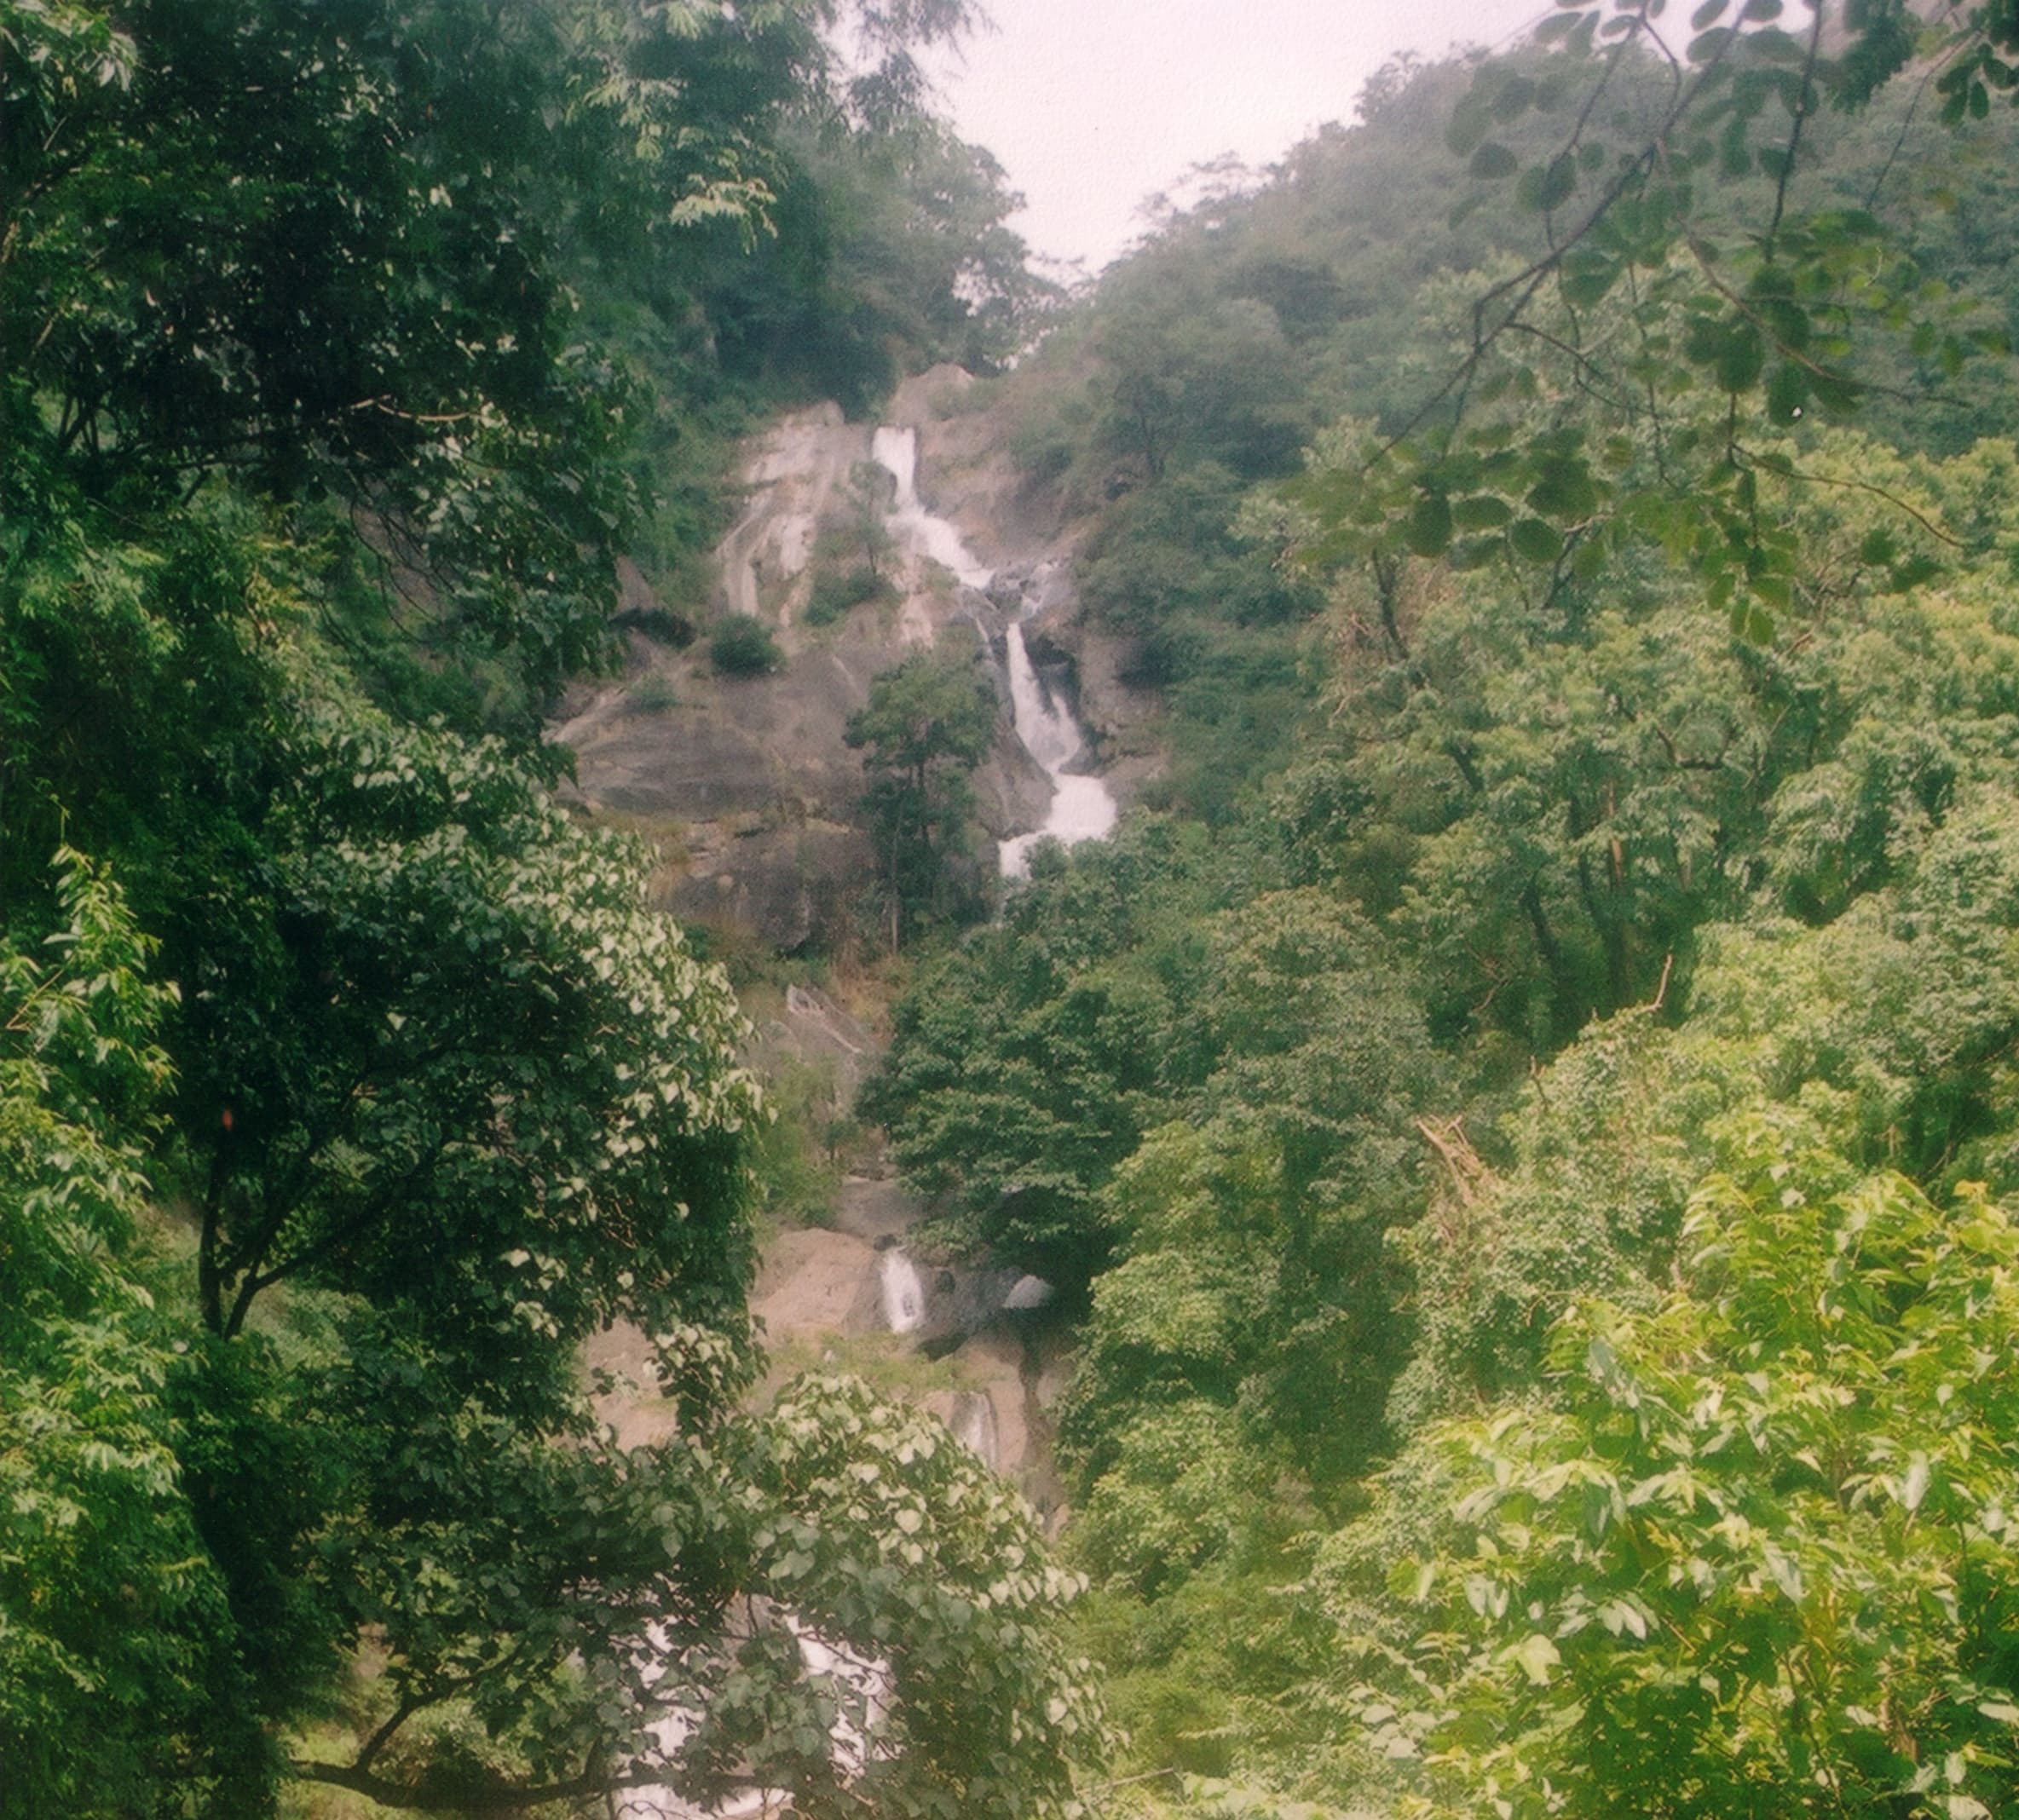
left=845, top=646, right=1001, bottom=942
left=1331, top=1158, right=2019, bottom=1820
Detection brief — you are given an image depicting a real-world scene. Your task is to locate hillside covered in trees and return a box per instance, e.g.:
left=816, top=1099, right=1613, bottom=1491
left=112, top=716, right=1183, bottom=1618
left=14, top=2, right=2019, bottom=1819
left=863, top=4, right=2019, bottom=1817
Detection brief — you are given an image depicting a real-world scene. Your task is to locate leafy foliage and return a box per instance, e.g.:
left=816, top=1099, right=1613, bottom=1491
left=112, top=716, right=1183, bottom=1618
left=1331, top=1155, right=2019, bottom=1820
left=807, top=562, right=897, bottom=625
left=874, top=840, right=1442, bottom=1498
left=0, top=855, right=259, bottom=1811
left=845, top=646, right=1000, bottom=942
left=182, top=710, right=762, bottom=1379
left=719, top=1374, right=1106, bottom=1820
left=711, top=610, right=787, bottom=676
left=1300, top=3, right=2019, bottom=643
left=865, top=818, right=1261, bottom=1284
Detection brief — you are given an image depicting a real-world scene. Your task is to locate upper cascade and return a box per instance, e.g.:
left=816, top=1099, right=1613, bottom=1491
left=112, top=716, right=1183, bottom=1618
left=871, top=425, right=993, bottom=591
left=869, top=423, right=1116, bottom=878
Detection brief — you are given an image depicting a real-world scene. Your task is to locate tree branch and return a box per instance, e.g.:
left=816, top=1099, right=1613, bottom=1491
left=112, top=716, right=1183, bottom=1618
left=1764, top=2, right=1828, bottom=253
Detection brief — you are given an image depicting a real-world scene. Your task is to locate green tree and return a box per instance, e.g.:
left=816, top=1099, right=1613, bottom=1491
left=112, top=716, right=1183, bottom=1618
left=0, top=853, right=262, bottom=1811
left=0, top=719, right=1105, bottom=1817
left=693, top=108, right=1047, bottom=410
left=1385, top=763, right=2019, bottom=1434
left=1304, top=3, right=2019, bottom=642
left=1093, top=287, right=1310, bottom=486
left=179, top=707, right=760, bottom=1374
left=2, top=0, right=685, bottom=708
left=289, top=1369, right=1103, bottom=1817
left=1055, top=891, right=1441, bottom=1522
left=712, top=1374, right=1106, bottom=1820
left=1331, top=1155, right=2019, bottom=1820
left=864, top=816, right=1256, bottom=1284
left=845, top=647, right=998, bottom=943
left=712, top=610, right=787, bottom=675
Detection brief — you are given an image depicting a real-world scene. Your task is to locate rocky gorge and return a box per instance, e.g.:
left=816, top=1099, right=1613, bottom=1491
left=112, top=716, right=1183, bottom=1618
left=568, top=367, right=1145, bottom=1529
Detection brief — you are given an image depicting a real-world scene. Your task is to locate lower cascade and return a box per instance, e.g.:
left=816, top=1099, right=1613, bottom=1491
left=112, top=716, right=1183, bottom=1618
left=879, top=1248, right=926, bottom=1333
left=948, top=1391, right=1000, bottom=1472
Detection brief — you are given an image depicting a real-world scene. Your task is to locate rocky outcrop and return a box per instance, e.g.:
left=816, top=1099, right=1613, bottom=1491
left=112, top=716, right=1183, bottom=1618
left=556, top=374, right=1159, bottom=952
left=705, top=1165, right=1070, bottom=1524
left=591, top=1161, right=1075, bottom=1524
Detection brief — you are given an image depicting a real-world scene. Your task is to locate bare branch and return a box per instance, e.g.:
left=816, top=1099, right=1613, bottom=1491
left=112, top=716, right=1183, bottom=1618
left=1765, top=3, right=1829, bottom=252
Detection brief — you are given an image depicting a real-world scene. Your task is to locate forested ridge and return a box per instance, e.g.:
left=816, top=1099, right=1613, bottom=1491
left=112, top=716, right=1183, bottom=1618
left=868, top=3, right=2019, bottom=1817
left=14, top=1, right=2019, bottom=1817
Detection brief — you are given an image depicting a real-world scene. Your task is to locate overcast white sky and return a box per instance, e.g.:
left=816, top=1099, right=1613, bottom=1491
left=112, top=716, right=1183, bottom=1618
left=926, top=0, right=1551, bottom=274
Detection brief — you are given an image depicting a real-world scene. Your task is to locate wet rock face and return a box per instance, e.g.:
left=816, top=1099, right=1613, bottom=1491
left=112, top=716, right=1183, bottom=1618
left=753, top=1227, right=886, bottom=1338
left=554, top=377, right=1152, bottom=952
left=669, top=822, right=867, bottom=958
left=738, top=1174, right=1070, bottom=1520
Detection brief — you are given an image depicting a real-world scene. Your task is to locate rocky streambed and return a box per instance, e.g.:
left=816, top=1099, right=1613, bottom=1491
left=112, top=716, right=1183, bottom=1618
left=749, top=1166, right=1072, bottom=1527
left=583, top=972, right=1074, bottom=1529
left=587, top=1162, right=1071, bottom=1525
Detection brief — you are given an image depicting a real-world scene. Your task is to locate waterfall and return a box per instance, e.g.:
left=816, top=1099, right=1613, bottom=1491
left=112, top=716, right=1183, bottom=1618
left=949, top=1392, right=1000, bottom=1472
left=879, top=1249, right=926, bottom=1334
left=1002, top=613, right=1076, bottom=772
left=870, top=426, right=992, bottom=590
left=997, top=619, right=1117, bottom=878
left=870, top=424, right=1117, bottom=878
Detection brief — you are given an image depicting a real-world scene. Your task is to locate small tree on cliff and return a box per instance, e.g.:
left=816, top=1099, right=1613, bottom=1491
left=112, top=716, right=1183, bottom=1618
left=846, top=649, right=998, bottom=945
left=847, top=460, right=898, bottom=580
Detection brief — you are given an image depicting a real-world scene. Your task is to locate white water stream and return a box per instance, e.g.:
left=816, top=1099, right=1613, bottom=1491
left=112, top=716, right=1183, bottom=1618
left=869, top=426, right=1116, bottom=878
left=995, top=626, right=1117, bottom=878
left=870, top=425, right=993, bottom=591
left=949, top=1392, right=1000, bottom=1470
left=878, top=1249, right=926, bottom=1334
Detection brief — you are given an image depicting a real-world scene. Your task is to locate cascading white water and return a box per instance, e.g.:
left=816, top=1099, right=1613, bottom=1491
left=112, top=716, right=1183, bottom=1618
left=621, top=429, right=1077, bottom=1820
left=996, top=623, right=1117, bottom=878
left=868, top=425, right=1117, bottom=879
left=879, top=1249, right=926, bottom=1334
left=871, top=426, right=993, bottom=590
left=949, top=1392, right=1000, bottom=1472
left=1001, top=612, right=1076, bottom=773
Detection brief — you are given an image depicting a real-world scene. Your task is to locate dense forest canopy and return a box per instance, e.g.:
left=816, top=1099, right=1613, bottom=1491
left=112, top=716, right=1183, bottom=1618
left=862, top=4, right=2019, bottom=1816
left=1, top=2, right=1094, bottom=1814
left=14, top=0, right=2019, bottom=1817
